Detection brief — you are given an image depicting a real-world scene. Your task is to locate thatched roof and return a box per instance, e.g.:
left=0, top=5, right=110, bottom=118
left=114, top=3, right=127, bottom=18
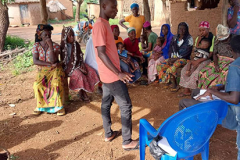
left=47, top=0, right=66, bottom=12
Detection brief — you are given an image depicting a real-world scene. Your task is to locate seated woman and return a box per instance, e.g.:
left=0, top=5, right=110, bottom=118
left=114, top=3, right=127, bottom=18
left=198, top=24, right=234, bottom=89
left=157, top=22, right=193, bottom=91
left=179, top=21, right=215, bottom=96
left=60, top=26, right=100, bottom=102
left=111, top=25, right=124, bottom=44
left=33, top=24, right=66, bottom=116
left=148, top=24, right=174, bottom=83
left=123, top=27, right=144, bottom=83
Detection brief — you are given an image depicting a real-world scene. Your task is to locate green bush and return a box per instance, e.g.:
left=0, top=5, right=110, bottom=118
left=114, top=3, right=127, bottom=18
left=12, top=42, right=34, bottom=75
left=4, top=35, right=26, bottom=50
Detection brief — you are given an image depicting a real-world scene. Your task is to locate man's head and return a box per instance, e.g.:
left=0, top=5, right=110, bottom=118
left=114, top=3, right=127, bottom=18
left=230, top=35, right=240, bottom=59
left=199, top=21, right=210, bottom=38
left=99, top=0, right=118, bottom=19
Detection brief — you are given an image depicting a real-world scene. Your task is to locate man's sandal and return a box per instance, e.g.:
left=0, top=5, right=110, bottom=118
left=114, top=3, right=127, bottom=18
left=104, top=131, right=121, bottom=142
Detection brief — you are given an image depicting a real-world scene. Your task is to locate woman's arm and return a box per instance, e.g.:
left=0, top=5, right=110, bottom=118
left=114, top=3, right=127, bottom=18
left=228, top=5, right=239, bottom=28
left=119, top=19, right=128, bottom=30
left=142, top=42, right=152, bottom=52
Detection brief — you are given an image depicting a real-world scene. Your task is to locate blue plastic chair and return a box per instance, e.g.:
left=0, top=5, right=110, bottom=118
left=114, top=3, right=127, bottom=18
left=139, top=100, right=228, bottom=160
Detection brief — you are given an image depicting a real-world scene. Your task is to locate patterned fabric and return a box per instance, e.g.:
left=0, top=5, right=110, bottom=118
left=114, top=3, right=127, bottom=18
left=199, top=21, right=210, bottom=28
left=157, top=59, right=188, bottom=83
left=33, top=65, right=65, bottom=113
left=213, top=37, right=233, bottom=58
left=228, top=6, right=240, bottom=35
left=69, top=64, right=100, bottom=92
left=198, top=56, right=234, bottom=89
left=32, top=42, right=60, bottom=63
left=148, top=56, right=165, bottom=83
left=179, top=60, right=211, bottom=89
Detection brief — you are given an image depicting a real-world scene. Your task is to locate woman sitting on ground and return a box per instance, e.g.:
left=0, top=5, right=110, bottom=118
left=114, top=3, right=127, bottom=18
left=157, top=22, right=193, bottom=91
left=60, top=26, right=100, bottom=102
left=33, top=24, right=66, bottom=116
left=179, top=21, right=215, bottom=96
left=148, top=24, right=174, bottom=83
left=198, top=24, right=234, bottom=89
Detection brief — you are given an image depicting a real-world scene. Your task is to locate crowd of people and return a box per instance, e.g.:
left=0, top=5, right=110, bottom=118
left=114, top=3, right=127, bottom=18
left=31, top=0, right=240, bottom=157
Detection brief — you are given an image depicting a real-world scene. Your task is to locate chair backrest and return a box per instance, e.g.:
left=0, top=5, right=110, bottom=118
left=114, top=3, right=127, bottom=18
left=158, top=100, right=228, bottom=158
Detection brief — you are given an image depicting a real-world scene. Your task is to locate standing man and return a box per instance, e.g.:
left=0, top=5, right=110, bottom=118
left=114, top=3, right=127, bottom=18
left=92, top=0, right=139, bottom=150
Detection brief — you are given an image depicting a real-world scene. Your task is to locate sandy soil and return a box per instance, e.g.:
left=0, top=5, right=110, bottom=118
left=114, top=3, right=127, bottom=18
left=1, top=24, right=237, bottom=160
left=0, top=67, right=238, bottom=160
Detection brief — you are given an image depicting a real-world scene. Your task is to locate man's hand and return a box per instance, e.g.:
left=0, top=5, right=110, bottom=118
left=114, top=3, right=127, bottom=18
left=118, top=72, right=134, bottom=83
left=196, top=89, right=213, bottom=100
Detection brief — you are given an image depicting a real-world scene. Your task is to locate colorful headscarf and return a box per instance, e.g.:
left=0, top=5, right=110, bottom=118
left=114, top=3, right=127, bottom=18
left=130, top=3, right=139, bottom=9
left=127, top=27, right=136, bottom=34
left=160, top=24, right=174, bottom=59
left=216, top=24, right=230, bottom=41
left=111, top=25, right=119, bottom=32
left=199, top=21, right=210, bottom=28
left=35, top=24, right=53, bottom=42
left=143, top=21, right=151, bottom=28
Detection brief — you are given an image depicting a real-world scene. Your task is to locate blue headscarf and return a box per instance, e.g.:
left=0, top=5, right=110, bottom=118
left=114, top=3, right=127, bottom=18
left=130, top=3, right=139, bottom=9
left=160, top=24, right=174, bottom=59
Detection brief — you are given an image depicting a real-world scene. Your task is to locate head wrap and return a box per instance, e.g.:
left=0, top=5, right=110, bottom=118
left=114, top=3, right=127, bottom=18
left=177, top=22, right=190, bottom=39
left=127, top=27, right=136, bottom=34
left=143, top=21, right=151, bottom=28
left=130, top=3, right=139, bottom=9
left=216, top=24, right=230, bottom=41
left=35, top=24, right=54, bottom=42
left=160, top=24, right=174, bottom=59
left=199, top=21, right=210, bottom=28
left=111, top=25, right=119, bottom=32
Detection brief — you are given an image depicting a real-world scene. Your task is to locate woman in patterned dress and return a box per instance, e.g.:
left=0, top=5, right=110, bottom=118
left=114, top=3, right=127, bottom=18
left=60, top=26, right=100, bottom=102
left=33, top=24, right=66, bottom=116
left=198, top=24, right=234, bottom=89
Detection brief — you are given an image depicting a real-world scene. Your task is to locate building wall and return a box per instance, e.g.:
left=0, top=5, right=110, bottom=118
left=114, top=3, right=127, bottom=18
left=170, top=0, right=223, bottom=39
left=8, top=4, right=22, bottom=26
left=28, top=3, right=41, bottom=25
left=87, top=3, right=100, bottom=19
left=57, top=0, right=73, bottom=18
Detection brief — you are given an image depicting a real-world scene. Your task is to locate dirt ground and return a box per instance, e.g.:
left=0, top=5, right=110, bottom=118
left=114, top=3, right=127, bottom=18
left=0, top=25, right=238, bottom=160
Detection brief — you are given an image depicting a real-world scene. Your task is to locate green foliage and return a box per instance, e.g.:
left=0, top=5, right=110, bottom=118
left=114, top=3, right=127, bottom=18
left=4, top=35, right=27, bottom=50
left=10, top=154, right=19, bottom=160
left=12, top=42, right=34, bottom=75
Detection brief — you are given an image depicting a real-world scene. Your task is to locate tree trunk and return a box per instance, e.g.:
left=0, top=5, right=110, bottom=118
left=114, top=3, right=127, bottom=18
left=75, top=0, right=84, bottom=22
left=0, top=2, right=9, bottom=52
left=222, top=0, right=228, bottom=26
left=40, top=0, right=48, bottom=24
left=143, top=0, right=151, bottom=22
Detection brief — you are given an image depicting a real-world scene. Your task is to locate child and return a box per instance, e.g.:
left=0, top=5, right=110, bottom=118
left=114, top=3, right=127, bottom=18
left=139, top=35, right=147, bottom=51
left=185, top=39, right=211, bottom=77
left=117, top=42, right=137, bottom=72
left=148, top=37, right=165, bottom=83
left=111, top=25, right=124, bottom=44
left=149, top=37, right=165, bottom=61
